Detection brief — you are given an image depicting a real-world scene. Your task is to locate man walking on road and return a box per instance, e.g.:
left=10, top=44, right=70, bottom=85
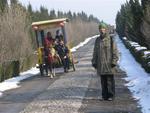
left=92, top=22, right=118, bottom=101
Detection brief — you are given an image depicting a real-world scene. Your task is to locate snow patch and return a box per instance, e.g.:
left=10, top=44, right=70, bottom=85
left=129, top=41, right=139, bottom=46
left=135, top=47, right=147, bottom=51
left=143, top=51, right=150, bottom=56
left=71, top=35, right=98, bottom=52
left=123, top=37, right=127, bottom=40
left=116, top=35, right=150, bottom=113
left=0, top=92, right=3, bottom=97
left=0, top=67, right=39, bottom=97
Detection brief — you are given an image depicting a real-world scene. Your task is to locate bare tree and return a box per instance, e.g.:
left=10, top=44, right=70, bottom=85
left=65, top=17, right=99, bottom=47
left=0, top=4, right=33, bottom=79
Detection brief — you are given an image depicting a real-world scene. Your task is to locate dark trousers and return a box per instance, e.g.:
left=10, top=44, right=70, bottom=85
left=62, top=57, right=70, bottom=71
left=44, top=58, right=53, bottom=74
left=39, top=63, right=48, bottom=76
left=100, top=74, right=115, bottom=99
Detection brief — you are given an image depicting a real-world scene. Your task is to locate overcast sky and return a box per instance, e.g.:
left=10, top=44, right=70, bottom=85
left=18, top=0, right=127, bottom=25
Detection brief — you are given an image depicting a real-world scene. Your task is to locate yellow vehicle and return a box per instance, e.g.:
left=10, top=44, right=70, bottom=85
left=32, top=18, right=76, bottom=76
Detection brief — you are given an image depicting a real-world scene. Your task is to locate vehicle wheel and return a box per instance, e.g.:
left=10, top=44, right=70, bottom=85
left=39, top=64, right=44, bottom=76
left=71, top=58, right=76, bottom=71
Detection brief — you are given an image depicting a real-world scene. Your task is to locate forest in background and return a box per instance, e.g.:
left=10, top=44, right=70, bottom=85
left=0, top=0, right=100, bottom=81
left=116, top=0, right=150, bottom=49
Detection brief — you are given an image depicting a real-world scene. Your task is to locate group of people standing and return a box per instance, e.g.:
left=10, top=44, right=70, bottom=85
left=42, top=30, right=70, bottom=77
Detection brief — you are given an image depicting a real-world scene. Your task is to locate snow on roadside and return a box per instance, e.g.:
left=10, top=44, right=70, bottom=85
left=0, top=35, right=98, bottom=97
left=70, top=35, right=98, bottom=52
left=116, top=35, right=150, bottom=113
left=0, top=67, right=39, bottom=97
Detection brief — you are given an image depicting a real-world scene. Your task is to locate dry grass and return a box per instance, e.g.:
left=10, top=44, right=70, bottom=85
left=0, top=4, right=33, bottom=63
left=0, top=5, right=32, bottom=61
left=66, top=18, right=99, bottom=47
left=0, top=4, right=34, bottom=80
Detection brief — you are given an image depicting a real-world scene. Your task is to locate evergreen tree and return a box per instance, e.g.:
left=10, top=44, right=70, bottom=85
left=27, top=3, right=33, bottom=21
left=57, top=11, right=64, bottom=18
left=73, top=12, right=77, bottom=19
left=116, top=11, right=124, bottom=37
left=49, top=9, right=56, bottom=19
left=0, top=0, right=7, bottom=12
left=81, top=11, right=88, bottom=21
left=89, top=15, right=94, bottom=22
left=130, top=0, right=143, bottom=29
left=40, top=6, right=49, bottom=20
left=141, top=0, right=150, bottom=11
left=130, top=0, right=145, bottom=44
left=27, top=3, right=32, bottom=14
left=67, top=11, right=73, bottom=20
left=10, top=0, right=18, bottom=4
left=116, top=0, right=147, bottom=46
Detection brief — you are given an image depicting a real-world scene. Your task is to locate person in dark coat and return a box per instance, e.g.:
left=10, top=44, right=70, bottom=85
left=92, top=22, right=118, bottom=101
left=56, top=40, right=70, bottom=72
left=55, top=30, right=64, bottom=42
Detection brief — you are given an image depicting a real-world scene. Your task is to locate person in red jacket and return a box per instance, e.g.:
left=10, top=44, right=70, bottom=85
left=44, top=32, right=54, bottom=48
left=43, top=32, right=55, bottom=77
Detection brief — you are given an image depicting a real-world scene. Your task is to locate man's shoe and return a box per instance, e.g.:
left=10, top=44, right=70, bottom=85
left=50, top=74, right=53, bottom=79
left=107, top=98, right=113, bottom=101
left=99, top=97, right=108, bottom=101
left=64, top=69, right=68, bottom=73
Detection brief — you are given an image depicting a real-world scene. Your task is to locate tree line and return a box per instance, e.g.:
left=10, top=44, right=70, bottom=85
left=27, top=3, right=100, bottom=23
left=116, top=0, right=150, bottom=49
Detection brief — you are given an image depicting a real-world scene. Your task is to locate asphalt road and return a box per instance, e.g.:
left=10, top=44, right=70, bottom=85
left=0, top=36, right=141, bottom=113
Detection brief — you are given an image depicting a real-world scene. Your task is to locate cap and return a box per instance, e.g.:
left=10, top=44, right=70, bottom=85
left=99, top=22, right=107, bottom=29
